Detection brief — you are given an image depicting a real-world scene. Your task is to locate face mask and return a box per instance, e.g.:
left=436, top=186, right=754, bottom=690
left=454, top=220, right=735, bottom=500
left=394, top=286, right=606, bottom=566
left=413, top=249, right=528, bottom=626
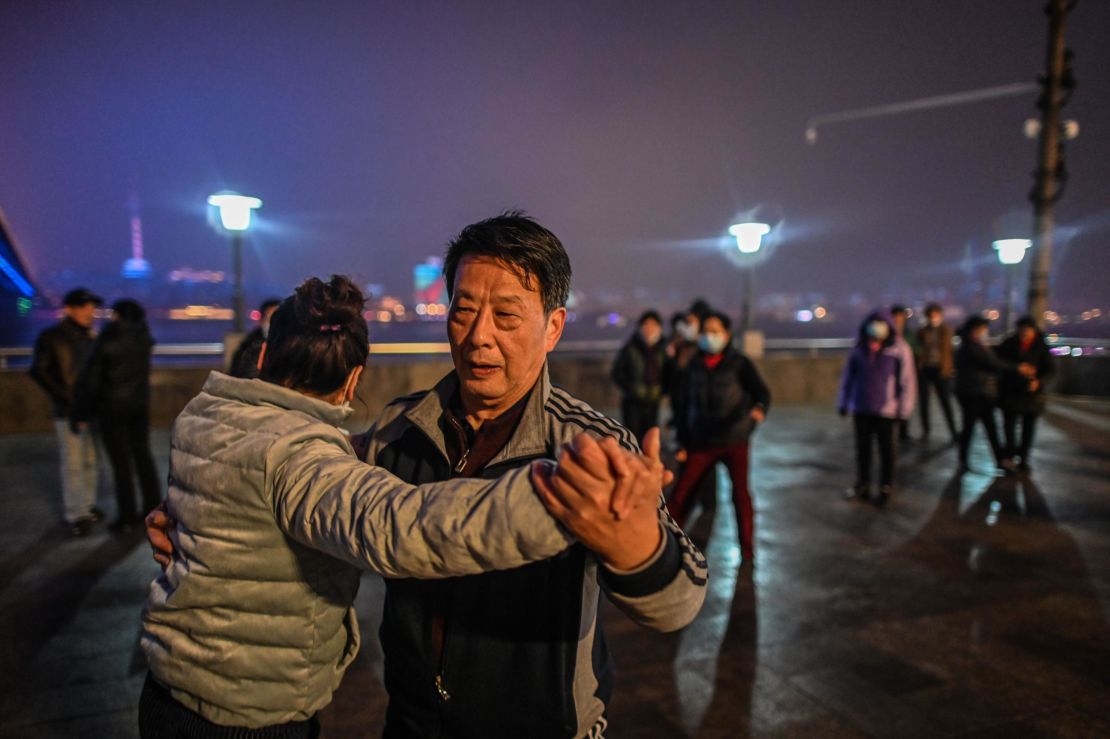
left=865, top=321, right=890, bottom=341
left=698, top=333, right=728, bottom=354
left=676, top=321, right=698, bottom=342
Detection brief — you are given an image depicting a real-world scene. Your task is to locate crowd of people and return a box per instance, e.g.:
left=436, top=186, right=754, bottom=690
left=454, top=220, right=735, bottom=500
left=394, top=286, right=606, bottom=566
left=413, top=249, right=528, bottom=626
left=608, top=299, right=1055, bottom=529
left=26, top=208, right=1057, bottom=738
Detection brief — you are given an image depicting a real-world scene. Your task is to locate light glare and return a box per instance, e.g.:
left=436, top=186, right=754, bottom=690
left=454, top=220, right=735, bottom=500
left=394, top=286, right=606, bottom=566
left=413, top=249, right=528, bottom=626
left=993, top=238, right=1031, bottom=265
left=728, top=222, right=771, bottom=253
left=208, top=193, right=262, bottom=232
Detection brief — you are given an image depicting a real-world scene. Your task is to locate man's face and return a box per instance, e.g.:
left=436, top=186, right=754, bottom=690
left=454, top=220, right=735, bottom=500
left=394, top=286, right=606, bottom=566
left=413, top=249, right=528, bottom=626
left=65, top=303, right=96, bottom=328
left=892, top=313, right=907, bottom=333
left=1018, top=326, right=1036, bottom=343
left=447, top=255, right=566, bottom=415
left=639, top=318, right=662, bottom=346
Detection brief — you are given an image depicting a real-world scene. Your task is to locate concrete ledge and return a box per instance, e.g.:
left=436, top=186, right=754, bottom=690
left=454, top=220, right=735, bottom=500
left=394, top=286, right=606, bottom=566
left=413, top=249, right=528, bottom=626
left=3, top=352, right=1097, bottom=436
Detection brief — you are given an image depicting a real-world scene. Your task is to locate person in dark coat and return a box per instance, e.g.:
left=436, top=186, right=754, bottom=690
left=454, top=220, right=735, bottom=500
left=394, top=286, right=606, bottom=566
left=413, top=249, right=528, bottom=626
left=667, top=311, right=770, bottom=560
left=29, top=287, right=104, bottom=535
left=73, top=299, right=161, bottom=529
left=611, top=310, right=669, bottom=443
left=228, top=298, right=282, bottom=379
left=915, top=302, right=959, bottom=442
left=954, top=316, right=1033, bottom=473
left=996, top=316, right=1054, bottom=472
left=838, top=311, right=917, bottom=506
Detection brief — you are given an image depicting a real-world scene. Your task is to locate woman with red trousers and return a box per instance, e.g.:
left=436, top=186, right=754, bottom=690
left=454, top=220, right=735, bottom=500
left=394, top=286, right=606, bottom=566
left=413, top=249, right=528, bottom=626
left=667, top=311, right=770, bottom=562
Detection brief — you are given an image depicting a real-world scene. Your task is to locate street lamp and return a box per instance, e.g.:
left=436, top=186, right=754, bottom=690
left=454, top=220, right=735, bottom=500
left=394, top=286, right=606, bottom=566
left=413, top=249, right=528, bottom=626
left=207, top=192, right=262, bottom=333
left=994, top=238, right=1031, bottom=332
left=729, top=222, right=770, bottom=332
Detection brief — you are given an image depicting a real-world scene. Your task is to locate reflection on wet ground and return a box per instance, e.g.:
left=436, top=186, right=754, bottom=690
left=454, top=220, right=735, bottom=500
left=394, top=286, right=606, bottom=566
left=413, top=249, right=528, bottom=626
left=0, top=401, right=1108, bottom=736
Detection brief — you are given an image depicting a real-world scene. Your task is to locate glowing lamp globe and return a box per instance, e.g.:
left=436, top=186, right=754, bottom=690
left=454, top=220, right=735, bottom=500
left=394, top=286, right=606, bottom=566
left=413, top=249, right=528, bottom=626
left=729, top=222, right=771, bottom=254
left=208, top=192, right=263, bottom=232
left=993, top=239, right=1032, bottom=266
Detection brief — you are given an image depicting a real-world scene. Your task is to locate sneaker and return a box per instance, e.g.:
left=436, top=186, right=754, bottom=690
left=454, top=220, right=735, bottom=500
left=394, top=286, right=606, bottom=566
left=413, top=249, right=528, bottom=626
left=999, top=459, right=1017, bottom=475
left=89, top=507, right=105, bottom=522
left=876, top=485, right=893, bottom=507
left=1017, top=461, right=1032, bottom=473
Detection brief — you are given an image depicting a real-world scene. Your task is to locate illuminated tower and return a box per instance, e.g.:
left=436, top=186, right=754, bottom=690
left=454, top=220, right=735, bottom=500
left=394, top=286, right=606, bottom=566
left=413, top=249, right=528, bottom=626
left=121, top=192, right=152, bottom=279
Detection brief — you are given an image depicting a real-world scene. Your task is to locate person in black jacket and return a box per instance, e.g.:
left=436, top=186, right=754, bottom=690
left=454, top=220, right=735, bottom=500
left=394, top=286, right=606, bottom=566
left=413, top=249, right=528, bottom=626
left=228, top=297, right=282, bottom=378
left=29, top=287, right=104, bottom=536
left=996, top=316, right=1054, bottom=472
left=667, top=311, right=770, bottom=560
left=73, top=299, right=161, bottom=529
left=954, top=316, right=1033, bottom=473
left=611, top=310, right=669, bottom=443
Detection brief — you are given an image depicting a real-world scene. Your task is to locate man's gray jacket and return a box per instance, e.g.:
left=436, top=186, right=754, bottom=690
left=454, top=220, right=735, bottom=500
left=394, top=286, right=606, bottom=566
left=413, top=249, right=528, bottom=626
left=141, top=373, right=574, bottom=728
left=360, top=366, right=708, bottom=739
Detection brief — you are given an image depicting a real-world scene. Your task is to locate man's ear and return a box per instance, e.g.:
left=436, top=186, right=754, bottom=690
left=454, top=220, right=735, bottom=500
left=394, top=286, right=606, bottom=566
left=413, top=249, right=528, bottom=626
left=344, top=365, right=364, bottom=403
left=545, top=307, right=567, bottom=353
left=257, top=342, right=267, bottom=372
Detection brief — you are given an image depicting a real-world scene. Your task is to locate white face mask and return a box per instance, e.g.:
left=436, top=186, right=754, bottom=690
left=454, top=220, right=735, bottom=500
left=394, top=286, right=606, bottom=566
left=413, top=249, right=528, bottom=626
left=698, top=333, right=729, bottom=354
left=866, top=320, right=890, bottom=341
left=675, top=321, right=698, bottom=342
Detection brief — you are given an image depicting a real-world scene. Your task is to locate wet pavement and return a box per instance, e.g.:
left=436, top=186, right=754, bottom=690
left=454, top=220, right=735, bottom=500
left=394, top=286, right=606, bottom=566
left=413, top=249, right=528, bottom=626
left=1, top=400, right=1108, bottom=737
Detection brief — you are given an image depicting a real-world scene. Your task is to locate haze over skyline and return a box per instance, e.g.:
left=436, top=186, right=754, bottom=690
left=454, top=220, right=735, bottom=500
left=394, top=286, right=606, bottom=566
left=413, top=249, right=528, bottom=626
left=2, top=1, right=1107, bottom=315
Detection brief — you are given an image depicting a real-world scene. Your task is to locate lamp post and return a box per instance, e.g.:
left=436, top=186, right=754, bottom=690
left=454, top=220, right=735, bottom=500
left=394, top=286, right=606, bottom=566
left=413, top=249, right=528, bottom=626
left=207, top=192, right=262, bottom=333
left=728, top=222, right=770, bottom=334
left=994, top=238, right=1031, bottom=332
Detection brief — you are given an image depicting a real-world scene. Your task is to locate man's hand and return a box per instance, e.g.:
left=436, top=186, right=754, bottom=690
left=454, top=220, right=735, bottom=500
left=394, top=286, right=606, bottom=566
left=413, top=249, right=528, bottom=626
left=145, top=502, right=176, bottom=568
left=750, top=407, right=766, bottom=423
left=1018, top=362, right=1036, bottom=378
left=531, top=431, right=665, bottom=571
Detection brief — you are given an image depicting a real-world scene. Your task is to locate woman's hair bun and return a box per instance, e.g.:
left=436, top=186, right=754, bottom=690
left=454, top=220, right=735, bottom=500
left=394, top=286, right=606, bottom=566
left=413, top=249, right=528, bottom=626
left=260, top=275, right=370, bottom=394
left=292, top=275, right=366, bottom=328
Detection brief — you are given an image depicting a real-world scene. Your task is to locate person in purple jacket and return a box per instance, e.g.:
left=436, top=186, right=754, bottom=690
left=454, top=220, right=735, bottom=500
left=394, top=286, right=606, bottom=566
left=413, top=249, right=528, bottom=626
left=838, top=311, right=917, bottom=507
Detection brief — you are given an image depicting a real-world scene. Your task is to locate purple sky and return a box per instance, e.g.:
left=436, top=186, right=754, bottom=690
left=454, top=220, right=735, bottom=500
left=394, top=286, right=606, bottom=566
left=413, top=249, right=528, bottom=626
left=2, top=1, right=1107, bottom=312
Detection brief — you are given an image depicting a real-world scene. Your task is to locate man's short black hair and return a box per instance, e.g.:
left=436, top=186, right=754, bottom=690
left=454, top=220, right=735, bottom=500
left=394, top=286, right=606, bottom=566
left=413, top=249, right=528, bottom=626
left=259, top=298, right=283, bottom=314
left=924, top=302, right=943, bottom=317
left=1015, top=315, right=1038, bottom=331
left=704, top=310, right=732, bottom=332
left=444, top=210, right=571, bottom=314
left=962, top=315, right=990, bottom=336
left=891, top=304, right=909, bottom=317
left=637, top=310, right=662, bottom=327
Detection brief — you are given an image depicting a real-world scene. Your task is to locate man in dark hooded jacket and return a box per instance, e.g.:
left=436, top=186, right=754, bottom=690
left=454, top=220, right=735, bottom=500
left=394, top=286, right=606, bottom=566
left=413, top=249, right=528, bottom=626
left=996, top=315, right=1053, bottom=472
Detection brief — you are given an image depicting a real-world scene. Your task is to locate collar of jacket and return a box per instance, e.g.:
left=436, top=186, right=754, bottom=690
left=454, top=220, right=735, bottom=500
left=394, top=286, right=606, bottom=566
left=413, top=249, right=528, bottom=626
left=403, top=363, right=553, bottom=469
left=201, top=371, right=353, bottom=427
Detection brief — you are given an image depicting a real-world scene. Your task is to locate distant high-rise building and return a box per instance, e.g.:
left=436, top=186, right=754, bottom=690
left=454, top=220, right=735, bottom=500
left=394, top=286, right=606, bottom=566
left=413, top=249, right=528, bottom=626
left=413, top=257, right=447, bottom=307
left=121, top=192, right=152, bottom=280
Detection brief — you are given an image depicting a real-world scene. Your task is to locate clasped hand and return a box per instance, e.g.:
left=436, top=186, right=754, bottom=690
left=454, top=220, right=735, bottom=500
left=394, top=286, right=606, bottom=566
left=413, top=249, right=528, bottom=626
left=531, top=428, right=670, bottom=572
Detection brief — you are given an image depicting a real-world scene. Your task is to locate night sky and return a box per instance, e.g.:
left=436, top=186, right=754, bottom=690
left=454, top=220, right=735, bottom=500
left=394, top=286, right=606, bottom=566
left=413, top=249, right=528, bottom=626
left=2, top=1, right=1107, bottom=314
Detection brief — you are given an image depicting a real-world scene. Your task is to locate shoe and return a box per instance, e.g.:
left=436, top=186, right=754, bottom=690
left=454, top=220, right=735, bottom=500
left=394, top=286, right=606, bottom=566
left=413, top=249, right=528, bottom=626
left=844, top=485, right=870, bottom=502
left=89, top=507, right=105, bottom=522
left=999, top=459, right=1017, bottom=475
left=67, top=518, right=94, bottom=537
left=1017, top=461, right=1032, bottom=473
left=876, top=485, right=893, bottom=508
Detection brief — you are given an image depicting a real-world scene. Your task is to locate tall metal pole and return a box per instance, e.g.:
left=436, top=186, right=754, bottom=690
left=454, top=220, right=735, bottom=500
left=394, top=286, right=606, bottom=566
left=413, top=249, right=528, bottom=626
left=1027, top=0, right=1075, bottom=329
left=741, top=266, right=755, bottom=333
left=1003, top=264, right=1013, bottom=334
left=232, top=233, right=244, bottom=333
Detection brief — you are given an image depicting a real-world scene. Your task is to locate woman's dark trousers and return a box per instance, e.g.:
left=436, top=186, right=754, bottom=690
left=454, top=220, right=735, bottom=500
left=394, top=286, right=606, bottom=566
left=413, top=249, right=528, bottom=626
left=853, top=414, right=896, bottom=488
left=100, top=410, right=161, bottom=522
left=620, top=399, right=660, bottom=446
